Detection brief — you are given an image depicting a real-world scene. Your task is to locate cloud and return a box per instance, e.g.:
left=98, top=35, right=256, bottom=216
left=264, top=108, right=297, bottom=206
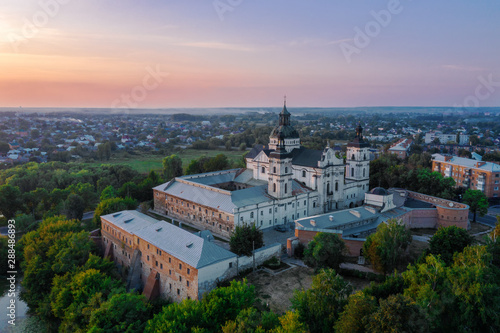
left=177, top=42, right=254, bottom=52
left=442, top=64, right=486, bottom=72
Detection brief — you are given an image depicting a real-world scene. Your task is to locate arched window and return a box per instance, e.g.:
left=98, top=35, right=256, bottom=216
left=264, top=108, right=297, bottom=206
left=327, top=183, right=330, bottom=193
left=364, top=154, right=367, bottom=160
left=285, top=167, right=288, bottom=173
left=284, top=184, right=287, bottom=193
left=335, top=182, right=339, bottom=191
left=351, top=168, right=354, bottom=177
left=363, top=168, right=366, bottom=177
left=352, top=154, right=355, bottom=160
left=273, top=166, right=276, bottom=173
left=302, top=170, right=306, bottom=177
left=261, top=167, right=265, bottom=173
left=273, top=183, right=276, bottom=192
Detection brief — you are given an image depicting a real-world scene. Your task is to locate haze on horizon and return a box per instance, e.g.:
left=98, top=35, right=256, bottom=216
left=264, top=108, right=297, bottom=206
left=0, top=1, right=499, bottom=109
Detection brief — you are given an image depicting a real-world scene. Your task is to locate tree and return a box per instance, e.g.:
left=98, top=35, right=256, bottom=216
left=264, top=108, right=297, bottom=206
left=0, top=141, right=9, bottom=154
left=303, top=232, right=347, bottom=270
left=100, top=185, right=117, bottom=201
left=463, top=189, right=488, bottom=222
left=229, top=223, right=264, bottom=256
left=363, top=219, right=412, bottom=274
left=0, top=184, right=23, bottom=219
left=334, top=291, right=377, bottom=333
left=93, top=197, right=138, bottom=228
left=145, top=280, right=255, bottom=333
left=365, top=294, right=428, bottom=333
left=221, top=307, right=279, bottom=333
left=64, top=193, right=86, bottom=220
left=50, top=268, right=125, bottom=332
left=87, top=293, right=153, bottom=333
left=162, top=154, right=183, bottom=180
left=291, top=269, right=352, bottom=333
left=272, top=311, right=308, bottom=333
left=428, top=226, right=473, bottom=264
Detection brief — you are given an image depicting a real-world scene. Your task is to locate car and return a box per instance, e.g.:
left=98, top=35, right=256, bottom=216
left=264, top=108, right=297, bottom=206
left=274, top=225, right=287, bottom=232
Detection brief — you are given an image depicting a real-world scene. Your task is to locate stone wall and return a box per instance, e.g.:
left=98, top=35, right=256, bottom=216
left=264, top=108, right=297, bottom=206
left=238, top=243, right=282, bottom=271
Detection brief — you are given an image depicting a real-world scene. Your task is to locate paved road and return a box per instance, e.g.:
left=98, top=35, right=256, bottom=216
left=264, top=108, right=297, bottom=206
left=82, top=211, right=95, bottom=220
left=470, top=212, right=498, bottom=227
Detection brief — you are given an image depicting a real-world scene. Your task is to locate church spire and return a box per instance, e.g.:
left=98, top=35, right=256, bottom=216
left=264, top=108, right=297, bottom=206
left=279, top=96, right=290, bottom=126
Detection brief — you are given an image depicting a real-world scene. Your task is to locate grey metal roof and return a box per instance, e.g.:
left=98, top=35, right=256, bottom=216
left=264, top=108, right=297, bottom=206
left=246, top=145, right=266, bottom=159
left=433, top=154, right=500, bottom=172
left=101, top=210, right=160, bottom=234
left=231, top=185, right=272, bottom=208
left=290, top=147, right=324, bottom=167
left=162, top=181, right=236, bottom=213
left=134, top=220, right=236, bottom=269
left=234, top=169, right=267, bottom=186
left=179, top=169, right=239, bottom=185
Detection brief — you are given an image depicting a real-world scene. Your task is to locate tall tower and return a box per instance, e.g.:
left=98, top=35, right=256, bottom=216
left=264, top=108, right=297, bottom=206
left=346, top=123, right=370, bottom=185
left=268, top=134, right=293, bottom=199
left=269, top=98, right=300, bottom=152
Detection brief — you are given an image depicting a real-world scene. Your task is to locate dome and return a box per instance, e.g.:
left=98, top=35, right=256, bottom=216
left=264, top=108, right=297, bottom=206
left=270, top=125, right=300, bottom=139
left=370, top=187, right=388, bottom=196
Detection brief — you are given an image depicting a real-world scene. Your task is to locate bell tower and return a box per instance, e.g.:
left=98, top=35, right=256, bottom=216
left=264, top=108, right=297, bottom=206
left=346, top=123, right=370, bottom=184
left=268, top=134, right=293, bottom=199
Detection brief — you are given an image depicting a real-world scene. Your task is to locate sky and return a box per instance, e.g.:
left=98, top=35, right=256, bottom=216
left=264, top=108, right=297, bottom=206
left=0, top=0, right=499, bottom=108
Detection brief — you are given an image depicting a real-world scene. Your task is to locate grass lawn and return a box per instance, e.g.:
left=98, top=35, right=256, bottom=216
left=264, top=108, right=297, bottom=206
left=78, top=149, right=247, bottom=174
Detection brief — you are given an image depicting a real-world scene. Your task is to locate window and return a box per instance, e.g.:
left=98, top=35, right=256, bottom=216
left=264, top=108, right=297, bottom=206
left=219, top=213, right=222, bottom=219
left=187, top=268, right=190, bottom=275
left=273, top=167, right=276, bottom=173
left=169, top=257, right=171, bottom=263
left=179, top=264, right=182, bottom=270
left=147, top=244, right=150, bottom=249
left=160, top=263, right=163, bottom=269
left=250, top=212, right=254, bottom=219
left=187, top=281, right=190, bottom=287
left=179, top=276, right=182, bottom=282
left=284, top=184, right=287, bottom=193
left=261, top=167, right=265, bottom=173
left=352, top=154, right=355, bottom=160
left=302, top=170, right=306, bottom=177
left=351, top=168, right=354, bottom=177
left=155, top=261, right=158, bottom=267
left=170, top=283, right=172, bottom=290
left=273, top=183, right=276, bottom=192
left=363, top=169, right=366, bottom=177
left=269, top=208, right=272, bottom=213
left=304, top=200, right=306, bottom=205
left=169, top=270, right=171, bottom=275
left=177, top=289, right=180, bottom=295
left=285, top=167, right=288, bottom=173
left=147, top=255, right=149, bottom=261
left=313, top=202, right=316, bottom=208
left=260, top=211, right=263, bottom=216
left=229, top=262, right=232, bottom=268
left=335, top=182, right=339, bottom=191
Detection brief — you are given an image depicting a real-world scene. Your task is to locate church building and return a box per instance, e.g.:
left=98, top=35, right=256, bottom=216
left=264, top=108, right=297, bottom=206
left=153, top=101, right=370, bottom=238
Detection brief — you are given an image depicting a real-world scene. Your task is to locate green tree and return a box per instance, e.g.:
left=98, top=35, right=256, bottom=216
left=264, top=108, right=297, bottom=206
left=363, top=219, right=412, bottom=275
left=334, top=291, right=377, bottom=333
left=303, top=232, right=347, bottom=271
left=229, top=223, right=264, bottom=256
left=365, top=294, right=428, bottom=333
left=145, top=279, right=255, bottom=333
left=64, top=193, right=86, bottom=220
left=0, top=184, right=23, bottom=219
left=87, top=293, right=153, bottom=333
left=162, top=154, right=183, bottom=180
left=463, top=189, right=488, bottom=222
left=272, top=311, right=308, bottom=333
left=428, top=226, right=473, bottom=264
left=50, top=268, right=125, bottom=332
left=100, top=185, right=117, bottom=201
left=93, top=197, right=138, bottom=228
left=0, top=141, right=9, bottom=154
left=291, top=269, right=352, bottom=333
left=221, top=307, right=279, bottom=333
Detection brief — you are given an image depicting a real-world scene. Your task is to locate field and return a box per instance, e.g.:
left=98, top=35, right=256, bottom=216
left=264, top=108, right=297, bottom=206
left=245, top=266, right=371, bottom=314
left=78, top=149, right=247, bottom=174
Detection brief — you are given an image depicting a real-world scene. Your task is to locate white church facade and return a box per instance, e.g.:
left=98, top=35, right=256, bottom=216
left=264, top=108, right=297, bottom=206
left=153, top=102, right=370, bottom=238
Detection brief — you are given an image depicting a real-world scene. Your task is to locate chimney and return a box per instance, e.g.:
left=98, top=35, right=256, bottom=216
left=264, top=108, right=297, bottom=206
left=310, top=220, right=316, bottom=227
left=329, top=215, right=334, bottom=221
